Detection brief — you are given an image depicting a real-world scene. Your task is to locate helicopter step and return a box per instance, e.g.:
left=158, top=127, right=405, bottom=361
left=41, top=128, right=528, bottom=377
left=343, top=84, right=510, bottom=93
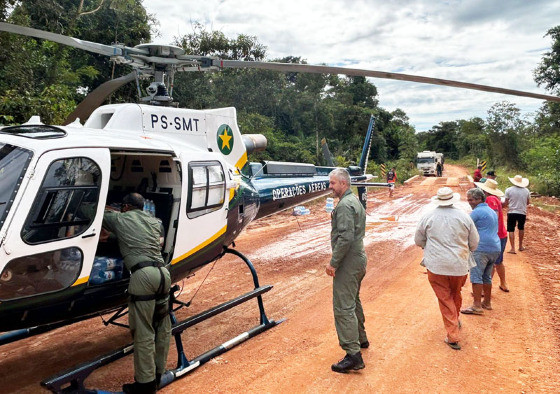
left=41, top=249, right=282, bottom=394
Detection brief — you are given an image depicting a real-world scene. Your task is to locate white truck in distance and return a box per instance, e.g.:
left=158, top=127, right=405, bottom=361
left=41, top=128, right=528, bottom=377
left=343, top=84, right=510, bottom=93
left=417, top=151, right=444, bottom=176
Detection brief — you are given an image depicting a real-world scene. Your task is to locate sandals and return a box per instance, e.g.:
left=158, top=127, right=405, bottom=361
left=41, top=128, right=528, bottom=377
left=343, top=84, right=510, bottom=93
left=499, top=286, right=510, bottom=293
left=445, top=338, right=461, bottom=350
left=461, top=306, right=484, bottom=315
left=481, top=303, right=493, bottom=310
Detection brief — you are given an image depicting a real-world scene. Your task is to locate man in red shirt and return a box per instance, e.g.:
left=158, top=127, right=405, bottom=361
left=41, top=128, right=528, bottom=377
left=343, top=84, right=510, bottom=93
left=475, top=179, right=509, bottom=292
left=473, top=166, right=482, bottom=183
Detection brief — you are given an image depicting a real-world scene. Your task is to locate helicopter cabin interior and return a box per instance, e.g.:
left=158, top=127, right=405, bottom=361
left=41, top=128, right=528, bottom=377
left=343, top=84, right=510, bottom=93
left=98, top=150, right=182, bottom=267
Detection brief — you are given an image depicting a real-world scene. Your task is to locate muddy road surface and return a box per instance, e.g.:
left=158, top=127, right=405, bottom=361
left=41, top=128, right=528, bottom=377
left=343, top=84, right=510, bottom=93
left=2, top=164, right=560, bottom=393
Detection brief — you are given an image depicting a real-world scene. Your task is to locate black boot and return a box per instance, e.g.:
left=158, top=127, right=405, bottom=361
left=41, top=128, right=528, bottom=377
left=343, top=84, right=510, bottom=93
left=122, top=379, right=157, bottom=394
left=156, top=373, right=161, bottom=388
left=360, top=340, right=370, bottom=349
left=331, top=352, right=365, bottom=373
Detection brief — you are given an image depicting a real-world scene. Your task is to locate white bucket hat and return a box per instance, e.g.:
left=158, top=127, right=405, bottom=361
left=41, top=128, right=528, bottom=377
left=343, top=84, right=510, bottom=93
left=431, top=187, right=461, bottom=206
left=508, top=174, right=529, bottom=188
left=474, top=179, right=504, bottom=197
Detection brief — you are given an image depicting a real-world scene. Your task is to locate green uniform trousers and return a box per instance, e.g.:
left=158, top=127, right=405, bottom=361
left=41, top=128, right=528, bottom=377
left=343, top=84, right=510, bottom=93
left=333, top=260, right=367, bottom=355
left=128, top=266, right=171, bottom=384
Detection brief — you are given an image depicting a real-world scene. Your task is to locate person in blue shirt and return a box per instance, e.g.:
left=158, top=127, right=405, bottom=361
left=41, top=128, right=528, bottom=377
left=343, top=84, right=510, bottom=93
left=461, top=188, right=501, bottom=315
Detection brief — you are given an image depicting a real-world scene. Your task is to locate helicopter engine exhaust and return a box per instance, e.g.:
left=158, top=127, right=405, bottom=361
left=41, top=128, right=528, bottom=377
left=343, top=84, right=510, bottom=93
left=242, top=134, right=267, bottom=154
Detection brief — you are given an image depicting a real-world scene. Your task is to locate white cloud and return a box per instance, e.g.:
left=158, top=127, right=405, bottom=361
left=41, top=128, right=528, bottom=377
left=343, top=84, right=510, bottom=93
left=144, top=0, right=559, bottom=131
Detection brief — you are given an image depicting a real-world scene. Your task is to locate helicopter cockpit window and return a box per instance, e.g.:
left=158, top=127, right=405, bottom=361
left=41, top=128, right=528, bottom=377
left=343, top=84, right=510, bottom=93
left=0, top=247, right=82, bottom=301
left=187, top=161, right=225, bottom=219
left=0, top=144, right=33, bottom=231
left=22, top=157, right=101, bottom=244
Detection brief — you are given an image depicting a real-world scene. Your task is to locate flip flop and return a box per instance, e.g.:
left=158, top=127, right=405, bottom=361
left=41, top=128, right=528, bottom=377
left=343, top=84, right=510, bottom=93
left=445, top=338, right=461, bottom=350
left=507, top=250, right=516, bottom=254
left=461, top=306, right=484, bottom=315
left=519, top=247, right=526, bottom=251
left=481, top=303, right=493, bottom=310
left=499, top=286, right=510, bottom=293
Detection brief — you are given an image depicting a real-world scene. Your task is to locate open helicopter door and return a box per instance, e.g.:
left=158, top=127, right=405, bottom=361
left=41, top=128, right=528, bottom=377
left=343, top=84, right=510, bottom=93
left=0, top=148, right=110, bottom=303
left=170, top=153, right=230, bottom=277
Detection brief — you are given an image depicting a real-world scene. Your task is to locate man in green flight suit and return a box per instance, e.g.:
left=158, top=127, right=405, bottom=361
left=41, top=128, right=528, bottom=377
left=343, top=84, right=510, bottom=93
left=326, top=169, right=369, bottom=373
left=102, top=193, right=171, bottom=394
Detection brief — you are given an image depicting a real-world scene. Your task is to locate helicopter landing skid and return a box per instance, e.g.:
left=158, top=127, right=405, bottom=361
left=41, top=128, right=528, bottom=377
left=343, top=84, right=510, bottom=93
left=40, top=248, right=282, bottom=393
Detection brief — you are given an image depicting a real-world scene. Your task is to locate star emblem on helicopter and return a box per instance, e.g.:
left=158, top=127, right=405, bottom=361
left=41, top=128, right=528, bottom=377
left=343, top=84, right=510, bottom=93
left=217, top=125, right=234, bottom=155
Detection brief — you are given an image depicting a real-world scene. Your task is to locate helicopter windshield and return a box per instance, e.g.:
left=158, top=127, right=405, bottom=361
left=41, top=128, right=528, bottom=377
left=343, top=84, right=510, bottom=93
left=0, top=143, right=33, bottom=233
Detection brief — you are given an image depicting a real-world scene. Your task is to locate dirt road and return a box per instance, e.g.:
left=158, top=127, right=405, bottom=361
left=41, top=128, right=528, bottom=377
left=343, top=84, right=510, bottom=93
left=2, top=164, right=560, bottom=393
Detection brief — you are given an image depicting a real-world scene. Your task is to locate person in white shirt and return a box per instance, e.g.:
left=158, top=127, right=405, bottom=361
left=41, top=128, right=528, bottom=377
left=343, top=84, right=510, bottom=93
left=415, top=187, right=479, bottom=350
left=504, top=175, right=531, bottom=254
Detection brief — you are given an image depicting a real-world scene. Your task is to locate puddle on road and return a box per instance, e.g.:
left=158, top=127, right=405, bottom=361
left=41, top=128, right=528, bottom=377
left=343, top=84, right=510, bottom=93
left=249, top=192, right=473, bottom=261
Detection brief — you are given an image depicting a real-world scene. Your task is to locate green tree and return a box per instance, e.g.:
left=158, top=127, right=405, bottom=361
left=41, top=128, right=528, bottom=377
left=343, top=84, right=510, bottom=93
left=485, top=101, right=526, bottom=168
left=534, top=26, right=560, bottom=94
left=416, top=121, right=459, bottom=159
left=455, top=117, right=487, bottom=158
left=0, top=0, right=153, bottom=124
left=521, top=136, right=560, bottom=195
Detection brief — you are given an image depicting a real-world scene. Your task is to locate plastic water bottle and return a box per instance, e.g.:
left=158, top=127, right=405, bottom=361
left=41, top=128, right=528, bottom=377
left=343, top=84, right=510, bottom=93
left=99, top=270, right=116, bottom=281
left=89, top=257, right=123, bottom=284
left=325, top=197, right=334, bottom=213
left=149, top=200, right=156, bottom=217
left=89, top=268, right=119, bottom=285
left=293, top=206, right=310, bottom=216
left=143, top=199, right=150, bottom=214
left=93, top=256, right=122, bottom=271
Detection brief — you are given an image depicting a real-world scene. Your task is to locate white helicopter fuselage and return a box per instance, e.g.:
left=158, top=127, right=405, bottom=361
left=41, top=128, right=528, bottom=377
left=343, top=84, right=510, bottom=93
left=0, top=103, right=332, bottom=331
left=0, top=104, right=259, bottom=330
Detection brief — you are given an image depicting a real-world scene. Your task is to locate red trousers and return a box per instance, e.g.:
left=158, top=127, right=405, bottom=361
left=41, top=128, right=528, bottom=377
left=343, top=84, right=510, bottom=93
left=427, top=271, right=467, bottom=343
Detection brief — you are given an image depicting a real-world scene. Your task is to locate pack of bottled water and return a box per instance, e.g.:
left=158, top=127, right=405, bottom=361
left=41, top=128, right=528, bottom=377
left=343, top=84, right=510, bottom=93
left=292, top=206, right=310, bottom=216
left=325, top=197, right=334, bottom=213
left=89, top=256, right=124, bottom=285
left=143, top=199, right=156, bottom=216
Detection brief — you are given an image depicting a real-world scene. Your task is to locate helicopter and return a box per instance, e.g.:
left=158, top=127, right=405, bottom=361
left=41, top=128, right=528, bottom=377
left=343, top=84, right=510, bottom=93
left=0, top=21, right=559, bottom=393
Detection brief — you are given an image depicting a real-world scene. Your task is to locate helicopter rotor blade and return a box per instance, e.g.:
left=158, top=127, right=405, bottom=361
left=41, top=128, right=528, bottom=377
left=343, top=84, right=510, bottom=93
left=2, top=21, right=558, bottom=104
left=219, top=60, right=560, bottom=103
left=63, top=71, right=137, bottom=125
left=0, top=22, right=148, bottom=57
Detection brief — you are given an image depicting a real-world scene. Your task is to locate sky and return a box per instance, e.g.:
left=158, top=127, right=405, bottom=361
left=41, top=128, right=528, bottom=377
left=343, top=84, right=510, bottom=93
left=143, top=0, right=560, bottom=131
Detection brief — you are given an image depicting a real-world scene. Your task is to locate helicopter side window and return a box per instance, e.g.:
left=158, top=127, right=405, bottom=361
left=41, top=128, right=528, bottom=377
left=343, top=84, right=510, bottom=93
left=0, top=247, right=82, bottom=301
left=21, top=157, right=101, bottom=244
left=187, top=161, right=225, bottom=219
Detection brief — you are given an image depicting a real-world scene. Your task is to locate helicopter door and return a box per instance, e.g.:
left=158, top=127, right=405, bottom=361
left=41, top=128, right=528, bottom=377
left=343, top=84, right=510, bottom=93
left=0, top=149, right=110, bottom=301
left=172, top=159, right=228, bottom=270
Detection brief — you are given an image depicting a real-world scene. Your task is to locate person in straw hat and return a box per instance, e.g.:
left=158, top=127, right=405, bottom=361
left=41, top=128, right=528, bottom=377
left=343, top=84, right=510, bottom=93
left=475, top=179, right=509, bottom=292
left=415, top=187, right=479, bottom=350
left=504, top=175, right=530, bottom=254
